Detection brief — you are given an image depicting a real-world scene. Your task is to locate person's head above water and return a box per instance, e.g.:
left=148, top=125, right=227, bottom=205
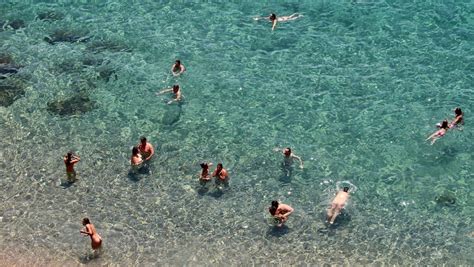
left=216, top=163, right=223, bottom=170
left=455, top=107, right=463, bottom=116
left=172, top=84, right=180, bottom=92
left=132, top=146, right=139, bottom=155
left=343, top=186, right=349, bottom=192
left=269, top=200, right=279, bottom=215
left=140, top=136, right=147, bottom=144
left=269, top=13, right=276, bottom=21
left=175, top=60, right=181, bottom=66
left=441, top=119, right=449, bottom=129
left=283, top=147, right=292, bottom=156
left=82, top=217, right=90, bottom=225
left=200, top=163, right=209, bottom=169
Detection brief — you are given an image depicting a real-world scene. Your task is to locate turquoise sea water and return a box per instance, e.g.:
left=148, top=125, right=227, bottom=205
left=1, top=1, right=473, bottom=265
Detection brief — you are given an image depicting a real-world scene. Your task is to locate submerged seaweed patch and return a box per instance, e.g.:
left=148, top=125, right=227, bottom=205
left=47, top=93, right=96, bottom=116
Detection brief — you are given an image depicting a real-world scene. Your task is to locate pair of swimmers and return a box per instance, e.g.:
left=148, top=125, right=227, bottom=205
left=130, top=136, right=155, bottom=166
left=426, top=107, right=464, bottom=145
left=268, top=187, right=351, bottom=226
left=199, top=162, right=229, bottom=186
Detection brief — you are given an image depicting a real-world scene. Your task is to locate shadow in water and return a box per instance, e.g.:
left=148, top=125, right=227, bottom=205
left=127, top=165, right=151, bottom=182
left=78, top=249, right=102, bottom=264
left=60, top=180, right=75, bottom=189
left=266, top=224, right=290, bottom=237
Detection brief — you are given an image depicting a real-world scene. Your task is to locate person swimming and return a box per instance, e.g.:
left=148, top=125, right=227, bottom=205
left=449, top=107, right=463, bottom=128
left=268, top=200, right=294, bottom=227
left=326, top=187, right=350, bottom=225
left=171, top=59, right=186, bottom=76
left=212, top=162, right=229, bottom=187
left=255, top=13, right=303, bottom=31
left=427, top=120, right=449, bottom=145
left=63, top=151, right=80, bottom=182
left=80, top=217, right=102, bottom=251
left=156, top=84, right=183, bottom=105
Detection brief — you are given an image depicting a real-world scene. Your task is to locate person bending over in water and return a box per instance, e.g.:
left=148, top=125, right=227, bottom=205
left=130, top=146, right=143, bottom=166
left=157, top=84, right=182, bottom=105
left=137, top=136, right=154, bottom=162
left=80, top=217, right=102, bottom=251
left=275, top=147, right=304, bottom=169
left=326, top=187, right=350, bottom=225
left=269, top=200, right=294, bottom=227
left=212, top=163, right=229, bottom=187
left=64, top=151, right=80, bottom=182
left=171, top=59, right=186, bottom=76
left=449, top=107, right=463, bottom=128
left=427, top=120, right=449, bottom=145
left=255, top=13, right=303, bottom=31
left=199, top=162, right=213, bottom=184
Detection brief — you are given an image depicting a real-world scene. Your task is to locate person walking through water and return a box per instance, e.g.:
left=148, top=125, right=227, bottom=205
left=80, top=217, right=102, bottom=251
left=326, top=187, right=350, bottom=225
left=137, top=136, right=154, bottom=162
left=268, top=200, right=294, bottom=227
left=63, top=151, right=80, bottom=182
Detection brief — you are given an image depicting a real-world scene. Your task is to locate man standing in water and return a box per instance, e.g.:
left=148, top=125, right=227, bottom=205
left=137, top=136, right=154, bottom=162
left=326, top=187, right=350, bottom=224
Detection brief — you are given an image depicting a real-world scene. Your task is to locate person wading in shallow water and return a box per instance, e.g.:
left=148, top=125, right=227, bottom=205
left=80, top=217, right=102, bottom=251
left=63, top=151, right=80, bottom=182
left=326, top=187, right=350, bottom=224
left=268, top=200, right=294, bottom=227
left=137, top=136, right=154, bottom=161
left=171, top=59, right=186, bottom=76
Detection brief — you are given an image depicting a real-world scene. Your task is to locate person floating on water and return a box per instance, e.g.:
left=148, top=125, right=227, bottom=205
left=212, top=162, right=229, bottom=188
left=63, top=151, right=80, bottom=182
left=326, top=186, right=350, bottom=225
left=137, top=136, right=154, bottom=162
left=171, top=59, right=186, bottom=76
left=130, top=146, right=143, bottom=167
left=199, top=162, right=213, bottom=184
left=80, top=217, right=102, bottom=251
left=156, top=84, right=183, bottom=105
left=254, top=13, right=303, bottom=31
left=427, top=119, right=449, bottom=145
left=449, top=107, right=463, bottom=128
left=268, top=200, right=294, bottom=227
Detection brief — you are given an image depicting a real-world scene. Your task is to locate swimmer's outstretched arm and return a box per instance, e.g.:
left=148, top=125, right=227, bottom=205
left=272, top=20, right=277, bottom=31
left=156, top=88, right=173, bottom=95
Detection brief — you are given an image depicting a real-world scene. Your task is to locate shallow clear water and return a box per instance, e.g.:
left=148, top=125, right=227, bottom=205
left=1, top=1, right=473, bottom=265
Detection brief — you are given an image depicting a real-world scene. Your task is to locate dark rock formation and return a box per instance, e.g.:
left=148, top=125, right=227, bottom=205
left=47, top=93, right=96, bottom=116
left=0, top=80, right=25, bottom=107
left=44, top=29, right=91, bottom=44
left=37, top=10, right=64, bottom=21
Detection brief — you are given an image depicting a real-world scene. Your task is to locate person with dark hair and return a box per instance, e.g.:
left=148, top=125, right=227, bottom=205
left=130, top=146, right=143, bottom=166
left=80, top=217, right=102, bottom=251
left=268, top=200, right=294, bottom=227
left=449, top=107, right=464, bottom=128
left=63, top=151, right=80, bottom=182
left=254, top=13, right=303, bottom=31
left=199, top=162, right=213, bottom=184
left=137, top=136, right=154, bottom=161
left=156, top=84, right=182, bottom=105
left=212, top=163, right=229, bottom=187
left=171, top=59, right=186, bottom=76
left=326, top=187, right=350, bottom=224
left=274, top=147, right=303, bottom=169
left=427, top=120, right=449, bottom=145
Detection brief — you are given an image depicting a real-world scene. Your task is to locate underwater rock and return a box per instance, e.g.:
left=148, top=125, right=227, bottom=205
left=435, top=191, right=456, bottom=206
left=44, top=29, right=91, bottom=44
left=0, top=54, right=22, bottom=78
left=86, top=39, right=132, bottom=53
left=0, top=19, right=25, bottom=31
left=97, top=65, right=116, bottom=82
left=37, top=10, right=64, bottom=21
left=161, top=105, right=181, bottom=125
left=47, top=94, right=96, bottom=116
left=0, top=80, right=25, bottom=107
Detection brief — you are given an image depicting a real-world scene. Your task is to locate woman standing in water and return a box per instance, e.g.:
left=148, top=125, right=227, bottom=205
left=63, top=151, right=80, bottom=182
left=80, top=218, right=102, bottom=251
